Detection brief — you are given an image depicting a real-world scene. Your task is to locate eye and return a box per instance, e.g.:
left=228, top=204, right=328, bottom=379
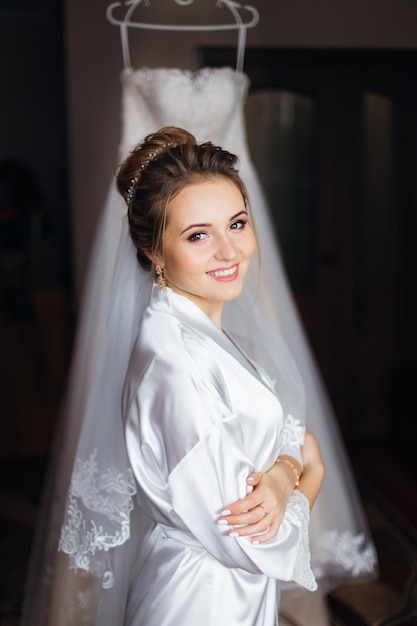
left=188, top=232, right=208, bottom=242
left=230, top=219, right=247, bottom=230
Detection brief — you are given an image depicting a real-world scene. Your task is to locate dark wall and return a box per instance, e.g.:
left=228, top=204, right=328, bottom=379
left=0, top=0, right=72, bottom=454
left=0, top=0, right=70, bottom=287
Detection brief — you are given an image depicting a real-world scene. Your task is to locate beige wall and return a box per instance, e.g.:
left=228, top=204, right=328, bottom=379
left=65, top=0, right=417, bottom=297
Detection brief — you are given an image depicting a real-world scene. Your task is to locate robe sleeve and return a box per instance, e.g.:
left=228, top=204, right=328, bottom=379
left=124, top=344, right=316, bottom=591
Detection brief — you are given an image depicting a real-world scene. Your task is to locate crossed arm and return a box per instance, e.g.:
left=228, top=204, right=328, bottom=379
left=218, top=430, right=325, bottom=544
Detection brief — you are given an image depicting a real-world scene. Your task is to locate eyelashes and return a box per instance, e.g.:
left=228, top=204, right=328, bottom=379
left=188, top=232, right=207, bottom=242
left=187, top=219, right=247, bottom=242
left=230, top=219, right=247, bottom=231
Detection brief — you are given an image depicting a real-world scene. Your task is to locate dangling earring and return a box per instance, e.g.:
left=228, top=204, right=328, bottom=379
left=154, top=264, right=166, bottom=292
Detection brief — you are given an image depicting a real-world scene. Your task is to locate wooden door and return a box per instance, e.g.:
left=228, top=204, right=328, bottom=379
left=202, top=48, right=417, bottom=437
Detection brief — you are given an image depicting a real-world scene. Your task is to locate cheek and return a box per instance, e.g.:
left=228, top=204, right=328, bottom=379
left=245, top=230, right=258, bottom=259
left=166, top=247, right=204, bottom=277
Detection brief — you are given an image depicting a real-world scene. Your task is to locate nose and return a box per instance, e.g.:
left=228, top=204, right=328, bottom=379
left=214, top=234, right=238, bottom=262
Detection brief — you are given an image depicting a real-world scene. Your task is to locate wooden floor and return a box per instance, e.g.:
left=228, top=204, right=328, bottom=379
left=327, top=439, right=417, bottom=625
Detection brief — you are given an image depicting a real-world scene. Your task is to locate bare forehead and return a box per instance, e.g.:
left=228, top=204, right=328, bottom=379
left=169, top=177, right=244, bottom=206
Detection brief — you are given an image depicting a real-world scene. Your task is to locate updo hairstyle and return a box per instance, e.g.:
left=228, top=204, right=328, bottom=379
left=116, top=126, right=252, bottom=271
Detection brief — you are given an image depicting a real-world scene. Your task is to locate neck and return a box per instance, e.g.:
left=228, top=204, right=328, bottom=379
left=167, top=285, right=224, bottom=328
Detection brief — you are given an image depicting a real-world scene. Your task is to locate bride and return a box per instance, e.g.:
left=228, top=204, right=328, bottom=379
left=21, top=6, right=376, bottom=626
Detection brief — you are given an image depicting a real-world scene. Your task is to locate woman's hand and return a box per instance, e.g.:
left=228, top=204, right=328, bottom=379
left=217, top=431, right=324, bottom=541
left=217, top=456, right=301, bottom=544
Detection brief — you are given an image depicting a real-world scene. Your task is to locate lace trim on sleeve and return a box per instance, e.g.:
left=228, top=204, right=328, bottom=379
left=286, top=490, right=317, bottom=591
left=280, top=413, right=305, bottom=450
left=58, top=450, right=136, bottom=588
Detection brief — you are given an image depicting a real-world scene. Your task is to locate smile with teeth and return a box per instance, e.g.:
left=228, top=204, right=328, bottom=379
left=207, top=265, right=238, bottom=277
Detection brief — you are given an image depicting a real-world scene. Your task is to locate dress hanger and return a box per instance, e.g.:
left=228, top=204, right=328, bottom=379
left=106, top=0, right=259, bottom=73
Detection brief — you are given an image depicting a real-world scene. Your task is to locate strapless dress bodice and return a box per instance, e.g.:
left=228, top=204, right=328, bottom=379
left=119, top=66, right=250, bottom=160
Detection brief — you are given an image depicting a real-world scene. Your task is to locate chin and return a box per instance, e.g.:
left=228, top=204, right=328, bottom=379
left=216, top=284, right=245, bottom=301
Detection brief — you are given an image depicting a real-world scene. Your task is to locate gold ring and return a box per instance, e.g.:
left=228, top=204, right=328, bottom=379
left=259, top=505, right=269, bottom=518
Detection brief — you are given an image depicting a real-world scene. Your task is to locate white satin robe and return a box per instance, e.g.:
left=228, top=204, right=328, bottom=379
left=122, top=286, right=316, bottom=626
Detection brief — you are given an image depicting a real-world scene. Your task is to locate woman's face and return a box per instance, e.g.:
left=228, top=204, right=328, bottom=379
left=160, top=177, right=257, bottom=326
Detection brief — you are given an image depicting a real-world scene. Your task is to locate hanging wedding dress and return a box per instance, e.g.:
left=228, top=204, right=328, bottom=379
left=22, top=54, right=376, bottom=626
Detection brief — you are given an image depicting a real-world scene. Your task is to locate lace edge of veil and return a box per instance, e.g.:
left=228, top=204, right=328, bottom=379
left=58, top=450, right=137, bottom=589
left=312, top=529, right=378, bottom=580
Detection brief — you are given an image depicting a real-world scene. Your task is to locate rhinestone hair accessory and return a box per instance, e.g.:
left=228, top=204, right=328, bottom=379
left=126, top=141, right=178, bottom=207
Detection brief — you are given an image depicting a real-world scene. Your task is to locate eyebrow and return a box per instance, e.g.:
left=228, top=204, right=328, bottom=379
left=180, top=210, right=248, bottom=235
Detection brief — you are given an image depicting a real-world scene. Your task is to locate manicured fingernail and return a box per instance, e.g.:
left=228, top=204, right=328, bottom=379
left=247, top=476, right=255, bottom=482
left=221, top=509, right=231, bottom=515
left=252, top=540, right=260, bottom=544
left=217, top=519, right=228, bottom=525
left=229, top=531, right=239, bottom=537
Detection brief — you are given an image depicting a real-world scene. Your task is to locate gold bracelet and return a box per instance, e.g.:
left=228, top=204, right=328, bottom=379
left=275, top=457, right=301, bottom=488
